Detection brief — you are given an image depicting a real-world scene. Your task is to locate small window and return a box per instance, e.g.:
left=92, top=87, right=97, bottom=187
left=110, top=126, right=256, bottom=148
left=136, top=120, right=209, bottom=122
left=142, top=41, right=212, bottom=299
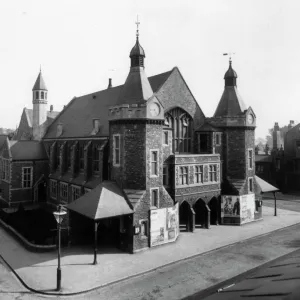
left=151, top=188, right=159, bottom=207
left=249, top=177, right=254, bottom=193
left=195, top=165, right=204, bottom=184
left=216, top=133, right=221, bottom=146
left=163, top=166, right=169, bottom=186
left=179, top=166, right=188, bottom=185
left=151, top=150, right=158, bottom=176
left=163, top=131, right=169, bottom=145
left=41, top=91, right=44, bottom=99
left=209, top=165, right=217, bottom=182
left=140, top=220, right=148, bottom=237
left=22, top=167, right=33, bottom=188
left=50, top=180, right=57, bottom=199
left=66, top=142, right=72, bottom=171
left=60, top=183, right=68, bottom=202
left=71, top=186, right=81, bottom=201
left=257, top=165, right=264, bottom=173
left=248, top=149, right=253, bottom=169
left=113, top=135, right=120, bottom=166
left=56, top=144, right=61, bottom=169
left=35, top=91, right=39, bottom=99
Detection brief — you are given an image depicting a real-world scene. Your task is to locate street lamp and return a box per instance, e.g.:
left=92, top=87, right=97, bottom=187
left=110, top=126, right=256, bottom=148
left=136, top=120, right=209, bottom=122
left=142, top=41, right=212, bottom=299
left=53, top=205, right=67, bottom=291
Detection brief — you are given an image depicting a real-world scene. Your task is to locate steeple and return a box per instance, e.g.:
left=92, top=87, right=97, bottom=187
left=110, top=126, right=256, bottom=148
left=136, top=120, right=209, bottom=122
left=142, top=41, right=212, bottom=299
left=129, top=16, right=145, bottom=68
left=32, top=68, right=48, bottom=140
left=214, top=60, right=247, bottom=117
left=117, top=18, right=153, bottom=105
left=32, top=69, right=48, bottom=92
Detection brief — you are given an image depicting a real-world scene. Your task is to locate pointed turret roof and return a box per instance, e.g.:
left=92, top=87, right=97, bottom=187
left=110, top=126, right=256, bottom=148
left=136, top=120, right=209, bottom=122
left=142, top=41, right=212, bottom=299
left=117, top=26, right=153, bottom=105
left=32, top=70, right=47, bottom=91
left=214, top=61, right=247, bottom=117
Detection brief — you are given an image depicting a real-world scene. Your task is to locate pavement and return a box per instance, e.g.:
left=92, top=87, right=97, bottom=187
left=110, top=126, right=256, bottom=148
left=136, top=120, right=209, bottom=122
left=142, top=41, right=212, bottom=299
left=0, top=205, right=300, bottom=295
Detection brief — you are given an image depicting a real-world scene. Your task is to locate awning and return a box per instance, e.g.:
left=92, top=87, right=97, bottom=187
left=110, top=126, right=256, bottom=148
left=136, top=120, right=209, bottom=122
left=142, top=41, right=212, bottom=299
left=255, top=175, right=279, bottom=193
left=67, top=181, right=133, bottom=220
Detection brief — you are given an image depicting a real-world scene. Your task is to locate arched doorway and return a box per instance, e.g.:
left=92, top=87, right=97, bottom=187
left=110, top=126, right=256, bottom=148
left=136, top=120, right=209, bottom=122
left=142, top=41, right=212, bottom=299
left=179, top=201, right=191, bottom=232
left=194, top=199, right=208, bottom=228
left=208, top=197, right=219, bottom=225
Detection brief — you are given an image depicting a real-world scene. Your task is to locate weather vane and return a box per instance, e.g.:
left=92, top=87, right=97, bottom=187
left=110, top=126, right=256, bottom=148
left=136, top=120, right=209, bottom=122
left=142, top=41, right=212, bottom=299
left=223, top=52, right=235, bottom=63
left=135, top=15, right=140, bottom=38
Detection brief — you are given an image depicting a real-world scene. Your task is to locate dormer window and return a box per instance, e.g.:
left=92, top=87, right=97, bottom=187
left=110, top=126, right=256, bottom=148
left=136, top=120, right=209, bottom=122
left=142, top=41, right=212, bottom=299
left=91, top=119, right=100, bottom=135
left=56, top=124, right=63, bottom=137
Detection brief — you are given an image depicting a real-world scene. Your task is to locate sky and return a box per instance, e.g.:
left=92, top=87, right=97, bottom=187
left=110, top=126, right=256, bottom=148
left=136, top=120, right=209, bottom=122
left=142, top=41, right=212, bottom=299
left=0, top=0, right=299, bottom=139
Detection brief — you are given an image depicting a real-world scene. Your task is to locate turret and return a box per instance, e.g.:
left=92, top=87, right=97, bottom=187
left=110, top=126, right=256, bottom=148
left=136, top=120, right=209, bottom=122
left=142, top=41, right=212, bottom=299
left=32, top=68, right=48, bottom=140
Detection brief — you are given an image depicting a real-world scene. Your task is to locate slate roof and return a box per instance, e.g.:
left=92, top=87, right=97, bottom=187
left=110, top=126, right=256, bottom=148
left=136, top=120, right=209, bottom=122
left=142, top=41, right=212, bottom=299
left=9, top=140, right=47, bottom=160
left=24, top=108, right=60, bottom=128
left=67, top=181, right=133, bottom=220
left=43, top=69, right=173, bottom=139
left=214, top=86, right=248, bottom=117
left=32, top=71, right=48, bottom=91
left=123, top=189, right=146, bottom=210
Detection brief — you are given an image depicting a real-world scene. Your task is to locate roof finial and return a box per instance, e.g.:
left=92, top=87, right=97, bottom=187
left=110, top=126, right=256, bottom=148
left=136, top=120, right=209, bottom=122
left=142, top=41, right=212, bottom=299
left=135, top=15, right=140, bottom=40
left=40, top=64, right=42, bottom=73
left=223, top=52, right=235, bottom=66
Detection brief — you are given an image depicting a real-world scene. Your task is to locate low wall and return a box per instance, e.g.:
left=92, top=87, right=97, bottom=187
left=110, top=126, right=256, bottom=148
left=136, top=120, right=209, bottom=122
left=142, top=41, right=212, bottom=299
left=0, top=217, right=56, bottom=253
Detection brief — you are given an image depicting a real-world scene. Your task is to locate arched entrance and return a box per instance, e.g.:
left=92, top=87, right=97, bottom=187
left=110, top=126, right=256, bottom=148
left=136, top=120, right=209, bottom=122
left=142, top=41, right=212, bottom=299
left=194, top=199, right=209, bottom=229
left=208, top=197, right=219, bottom=225
left=179, top=201, right=194, bottom=232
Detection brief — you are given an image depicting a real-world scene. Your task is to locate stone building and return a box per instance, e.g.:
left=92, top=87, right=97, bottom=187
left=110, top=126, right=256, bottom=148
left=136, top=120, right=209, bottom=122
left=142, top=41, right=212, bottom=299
left=0, top=27, right=264, bottom=253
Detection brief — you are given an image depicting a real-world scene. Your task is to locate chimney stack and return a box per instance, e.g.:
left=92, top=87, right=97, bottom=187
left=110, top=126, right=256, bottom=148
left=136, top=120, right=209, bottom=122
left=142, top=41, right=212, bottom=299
left=288, top=120, right=295, bottom=130
left=107, top=78, right=112, bottom=89
left=50, top=105, right=53, bottom=112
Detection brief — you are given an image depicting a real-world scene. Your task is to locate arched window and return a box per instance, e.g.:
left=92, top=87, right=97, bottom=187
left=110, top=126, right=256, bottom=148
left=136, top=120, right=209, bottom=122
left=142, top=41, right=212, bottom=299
left=165, top=108, right=193, bottom=153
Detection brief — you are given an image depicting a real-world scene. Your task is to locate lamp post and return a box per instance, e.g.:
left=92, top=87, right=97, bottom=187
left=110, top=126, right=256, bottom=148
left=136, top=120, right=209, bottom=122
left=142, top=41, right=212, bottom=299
left=53, top=205, right=67, bottom=291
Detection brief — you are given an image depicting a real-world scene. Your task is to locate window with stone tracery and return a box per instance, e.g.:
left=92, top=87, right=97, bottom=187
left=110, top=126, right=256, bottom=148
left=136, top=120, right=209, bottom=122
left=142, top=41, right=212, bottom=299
left=164, top=108, right=193, bottom=153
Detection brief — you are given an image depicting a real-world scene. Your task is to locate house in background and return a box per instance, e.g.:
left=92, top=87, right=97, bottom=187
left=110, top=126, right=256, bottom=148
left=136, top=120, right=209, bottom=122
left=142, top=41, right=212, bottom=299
left=0, top=138, right=48, bottom=208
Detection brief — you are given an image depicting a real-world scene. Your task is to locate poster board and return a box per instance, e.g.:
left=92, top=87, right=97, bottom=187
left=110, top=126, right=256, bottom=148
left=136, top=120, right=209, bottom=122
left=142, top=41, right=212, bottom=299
left=221, top=194, right=255, bottom=224
left=150, top=203, right=179, bottom=247
left=240, top=194, right=255, bottom=224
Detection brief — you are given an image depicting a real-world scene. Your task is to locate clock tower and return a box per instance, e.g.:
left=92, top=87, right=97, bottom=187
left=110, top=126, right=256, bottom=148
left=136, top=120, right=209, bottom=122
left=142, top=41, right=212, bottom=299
left=208, top=59, right=258, bottom=224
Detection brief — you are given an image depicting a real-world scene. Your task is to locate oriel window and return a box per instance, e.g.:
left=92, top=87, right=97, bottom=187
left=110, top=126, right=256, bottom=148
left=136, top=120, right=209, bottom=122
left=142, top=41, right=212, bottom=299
left=179, top=166, right=188, bottom=185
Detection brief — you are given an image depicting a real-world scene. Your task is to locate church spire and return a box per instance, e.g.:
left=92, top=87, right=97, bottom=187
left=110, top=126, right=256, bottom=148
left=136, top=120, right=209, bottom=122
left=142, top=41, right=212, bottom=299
left=130, top=16, right=145, bottom=68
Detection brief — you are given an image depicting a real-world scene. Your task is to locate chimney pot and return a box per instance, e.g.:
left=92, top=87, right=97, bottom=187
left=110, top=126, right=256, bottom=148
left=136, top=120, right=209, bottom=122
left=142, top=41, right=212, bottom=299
left=108, top=78, right=112, bottom=89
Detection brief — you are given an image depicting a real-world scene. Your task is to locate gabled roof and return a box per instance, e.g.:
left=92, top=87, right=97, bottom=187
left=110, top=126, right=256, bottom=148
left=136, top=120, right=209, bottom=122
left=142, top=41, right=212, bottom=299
left=255, top=175, right=279, bottom=193
left=214, top=86, right=248, bottom=117
left=67, top=181, right=133, bottom=220
left=195, top=122, right=221, bottom=132
left=9, top=140, right=47, bottom=160
left=32, top=71, right=48, bottom=91
left=43, top=69, right=174, bottom=139
left=24, top=108, right=60, bottom=129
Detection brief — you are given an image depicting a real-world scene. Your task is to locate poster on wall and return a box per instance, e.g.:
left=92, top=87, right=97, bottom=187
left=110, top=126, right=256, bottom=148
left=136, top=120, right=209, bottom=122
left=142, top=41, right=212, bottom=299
left=240, top=194, right=255, bottom=224
left=150, top=203, right=179, bottom=247
left=221, top=196, right=241, bottom=218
